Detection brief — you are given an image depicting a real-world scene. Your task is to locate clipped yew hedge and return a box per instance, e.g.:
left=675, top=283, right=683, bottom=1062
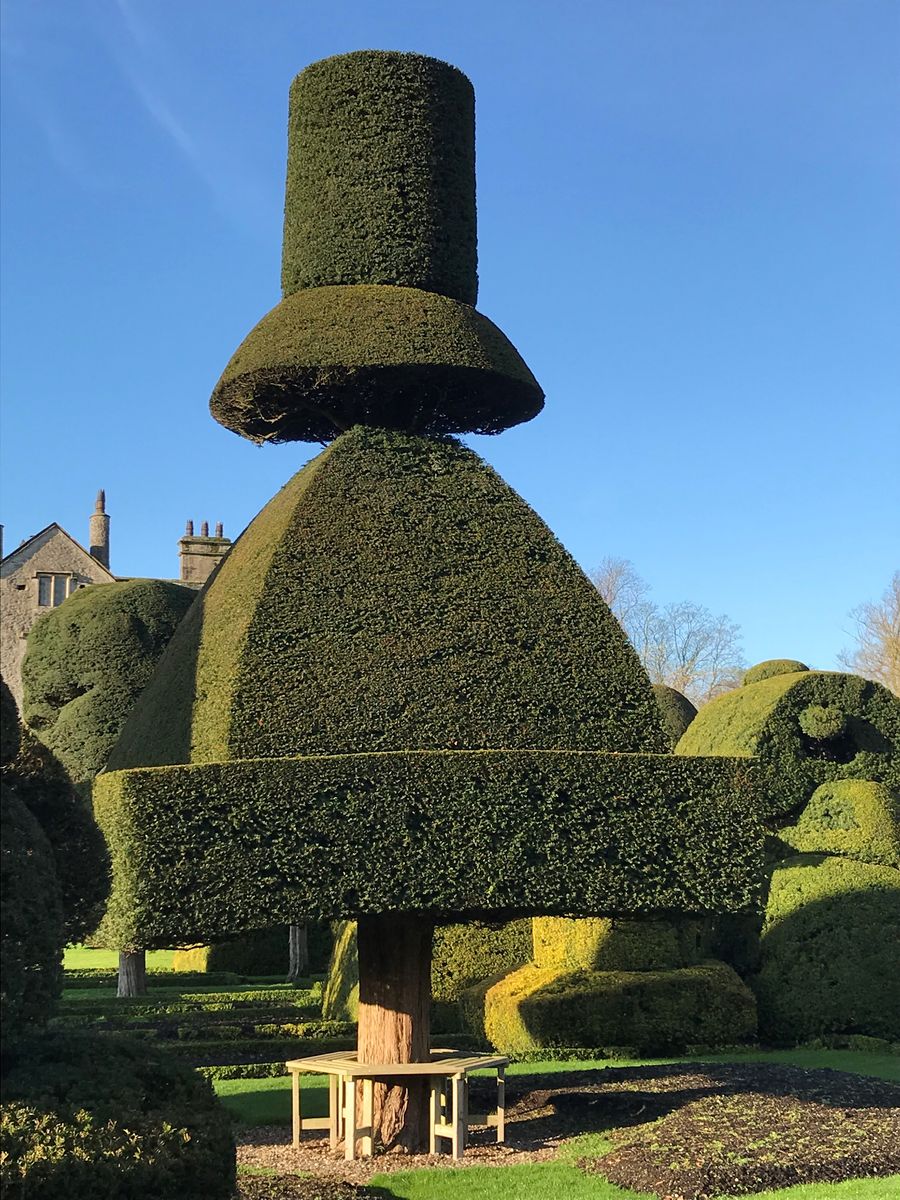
left=468, top=960, right=757, bottom=1056
left=96, top=749, right=760, bottom=948
left=652, top=685, right=697, bottom=749
left=532, top=915, right=710, bottom=972
left=109, top=429, right=668, bottom=770
left=781, top=780, right=900, bottom=868
left=676, top=670, right=900, bottom=819
left=210, top=285, right=544, bottom=443
left=0, top=1032, right=234, bottom=1200
left=1, top=677, right=19, bottom=766
left=743, top=659, right=809, bottom=686
left=22, top=579, right=196, bottom=787
left=753, top=854, right=900, bottom=1043
left=282, top=51, right=477, bottom=303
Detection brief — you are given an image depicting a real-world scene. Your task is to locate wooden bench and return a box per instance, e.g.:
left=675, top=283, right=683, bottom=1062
left=285, top=1049, right=509, bottom=1160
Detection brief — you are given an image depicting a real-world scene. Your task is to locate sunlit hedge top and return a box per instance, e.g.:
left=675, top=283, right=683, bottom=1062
left=676, top=670, right=900, bottom=820
left=282, top=51, right=477, bottom=304
left=109, top=428, right=667, bottom=769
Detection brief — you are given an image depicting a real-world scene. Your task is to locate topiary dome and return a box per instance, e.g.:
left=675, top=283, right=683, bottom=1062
left=743, top=659, right=810, bottom=687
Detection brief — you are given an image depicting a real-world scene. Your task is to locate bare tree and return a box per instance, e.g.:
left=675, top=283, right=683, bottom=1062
left=591, top=557, right=744, bottom=706
left=838, top=571, right=900, bottom=696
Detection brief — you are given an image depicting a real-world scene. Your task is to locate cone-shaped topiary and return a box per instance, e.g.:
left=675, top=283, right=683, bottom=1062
left=210, top=52, right=543, bottom=443
left=676, top=670, right=899, bottom=820
left=653, top=684, right=698, bottom=749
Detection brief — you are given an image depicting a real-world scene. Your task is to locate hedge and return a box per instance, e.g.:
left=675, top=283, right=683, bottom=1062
left=0, top=785, right=63, bottom=1042
left=652, top=685, right=697, bottom=749
left=531, top=915, right=710, bottom=972
left=676, top=670, right=900, bottom=820
left=63, top=970, right=242, bottom=990
left=6, top=729, right=108, bottom=944
left=780, top=780, right=899, bottom=868
left=1, top=677, right=19, bottom=766
left=96, top=749, right=761, bottom=947
left=467, top=960, right=757, bottom=1056
left=210, top=285, right=544, bottom=443
left=108, top=428, right=667, bottom=771
left=743, top=659, right=810, bottom=686
left=281, top=52, right=477, bottom=304
left=171, top=921, right=332, bottom=976
left=0, top=1032, right=234, bottom=1200
left=22, top=579, right=195, bottom=787
left=753, top=854, right=900, bottom=1043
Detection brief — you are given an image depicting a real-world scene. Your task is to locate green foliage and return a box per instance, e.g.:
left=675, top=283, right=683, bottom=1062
left=743, top=659, right=810, bottom=686
left=322, top=921, right=359, bottom=1021
left=22, top=579, right=195, bottom=786
left=0, top=784, right=63, bottom=1043
left=799, top=704, right=847, bottom=740
left=780, top=780, right=900, bottom=868
left=172, top=922, right=332, bottom=976
left=110, top=429, right=667, bottom=770
left=63, top=970, right=242, bottom=990
left=470, top=960, right=757, bottom=1056
left=96, top=749, right=761, bottom=948
left=676, top=670, right=900, bottom=820
left=282, top=52, right=477, bottom=304
left=432, top=920, right=532, bottom=1001
left=210, top=285, right=544, bottom=444
left=0, top=677, right=19, bottom=766
left=652, top=684, right=697, bottom=748
left=5, top=729, right=108, bottom=943
left=0, top=1032, right=234, bottom=1199
left=532, top=916, right=710, bottom=971
left=753, top=855, right=900, bottom=1043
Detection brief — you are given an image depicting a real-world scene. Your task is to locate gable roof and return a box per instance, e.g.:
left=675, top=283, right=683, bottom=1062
left=0, top=523, right=116, bottom=582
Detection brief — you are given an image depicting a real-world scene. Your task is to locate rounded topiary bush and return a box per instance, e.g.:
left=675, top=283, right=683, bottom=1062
left=653, top=685, right=698, bottom=749
left=753, top=854, right=900, bottom=1043
left=743, top=660, right=810, bottom=687
left=0, top=1032, right=235, bottom=1200
left=471, top=960, right=757, bottom=1056
left=0, top=784, right=63, bottom=1044
left=677, top=670, right=900, bottom=820
left=532, top=916, right=710, bottom=972
left=780, top=780, right=899, bottom=868
left=22, top=579, right=196, bottom=787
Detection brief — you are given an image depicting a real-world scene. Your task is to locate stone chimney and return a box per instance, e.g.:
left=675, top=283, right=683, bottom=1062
left=89, top=489, right=110, bottom=568
left=179, top=519, right=232, bottom=586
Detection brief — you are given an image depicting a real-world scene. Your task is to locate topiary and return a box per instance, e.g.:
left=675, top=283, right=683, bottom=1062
left=652, top=685, right=698, bottom=749
left=5, top=729, right=108, bottom=944
left=532, top=916, right=710, bottom=972
left=1, top=677, right=20, bottom=767
left=752, top=854, right=900, bottom=1043
left=172, top=922, right=332, bottom=977
left=676, top=670, right=900, bottom=820
left=0, top=784, right=64, bottom=1045
left=0, top=1031, right=235, bottom=1199
left=211, top=52, right=543, bottom=444
left=743, top=659, right=810, bottom=687
left=22, top=579, right=196, bottom=788
left=469, top=960, right=757, bottom=1056
left=780, top=780, right=899, bottom=868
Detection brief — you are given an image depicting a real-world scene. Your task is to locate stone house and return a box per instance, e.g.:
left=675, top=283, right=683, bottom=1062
left=0, top=491, right=231, bottom=709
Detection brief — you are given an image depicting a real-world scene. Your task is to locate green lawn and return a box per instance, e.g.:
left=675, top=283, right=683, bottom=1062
left=63, top=944, right=175, bottom=971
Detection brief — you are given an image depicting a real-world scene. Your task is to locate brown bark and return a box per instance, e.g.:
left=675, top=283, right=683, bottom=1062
left=117, top=949, right=147, bottom=997
left=356, top=913, right=434, bottom=1153
left=287, top=923, right=309, bottom=982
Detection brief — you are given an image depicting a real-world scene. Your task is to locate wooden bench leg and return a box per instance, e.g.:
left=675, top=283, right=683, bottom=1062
left=328, top=1075, right=340, bottom=1150
left=360, top=1078, right=374, bottom=1157
left=429, top=1078, right=440, bottom=1154
left=450, top=1074, right=464, bottom=1160
left=344, top=1078, right=357, bottom=1161
left=496, top=1066, right=505, bottom=1143
left=291, top=1070, right=301, bottom=1149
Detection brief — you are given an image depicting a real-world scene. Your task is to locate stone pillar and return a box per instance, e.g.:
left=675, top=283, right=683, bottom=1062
left=89, top=489, right=110, bottom=568
left=179, top=520, right=232, bottom=585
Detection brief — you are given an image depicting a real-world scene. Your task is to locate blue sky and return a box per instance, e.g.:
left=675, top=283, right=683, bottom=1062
left=2, top=0, right=897, bottom=671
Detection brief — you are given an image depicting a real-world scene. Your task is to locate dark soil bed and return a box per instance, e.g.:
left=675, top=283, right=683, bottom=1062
left=237, top=1062, right=900, bottom=1197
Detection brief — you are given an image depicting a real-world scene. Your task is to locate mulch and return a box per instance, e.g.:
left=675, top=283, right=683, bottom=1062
left=236, top=1061, right=900, bottom=1198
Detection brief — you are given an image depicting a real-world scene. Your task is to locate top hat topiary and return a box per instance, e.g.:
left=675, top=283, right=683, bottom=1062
left=210, top=51, right=544, bottom=443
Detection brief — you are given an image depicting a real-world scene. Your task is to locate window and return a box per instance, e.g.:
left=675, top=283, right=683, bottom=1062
left=36, top=574, right=79, bottom=607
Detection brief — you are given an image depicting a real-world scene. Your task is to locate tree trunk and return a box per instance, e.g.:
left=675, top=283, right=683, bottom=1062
left=356, top=913, right=434, bottom=1154
left=117, top=949, right=147, bottom=997
left=287, top=923, right=309, bottom=982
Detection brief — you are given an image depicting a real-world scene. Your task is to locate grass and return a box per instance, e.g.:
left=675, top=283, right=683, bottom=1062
left=63, top=944, right=174, bottom=971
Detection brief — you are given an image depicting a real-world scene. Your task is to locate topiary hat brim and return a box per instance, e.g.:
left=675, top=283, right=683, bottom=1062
left=209, top=284, right=544, bottom=443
